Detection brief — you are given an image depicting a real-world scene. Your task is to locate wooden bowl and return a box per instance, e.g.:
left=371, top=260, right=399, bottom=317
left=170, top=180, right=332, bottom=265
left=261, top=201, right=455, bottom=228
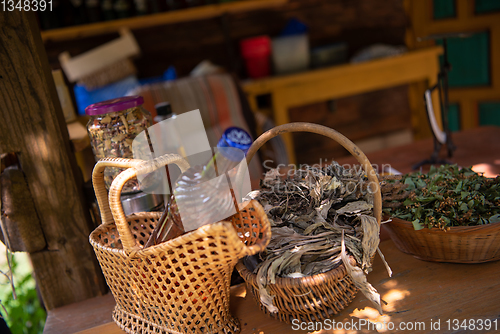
left=384, top=216, right=500, bottom=263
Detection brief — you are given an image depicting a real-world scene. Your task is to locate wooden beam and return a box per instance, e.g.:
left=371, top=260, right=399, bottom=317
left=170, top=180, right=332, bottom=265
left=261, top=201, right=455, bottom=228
left=242, top=47, right=443, bottom=98
left=280, top=51, right=442, bottom=108
left=0, top=11, right=106, bottom=309
left=41, top=0, right=287, bottom=42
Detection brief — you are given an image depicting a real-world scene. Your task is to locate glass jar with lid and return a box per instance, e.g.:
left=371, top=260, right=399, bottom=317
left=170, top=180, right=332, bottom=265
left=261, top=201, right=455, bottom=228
left=86, top=96, right=152, bottom=193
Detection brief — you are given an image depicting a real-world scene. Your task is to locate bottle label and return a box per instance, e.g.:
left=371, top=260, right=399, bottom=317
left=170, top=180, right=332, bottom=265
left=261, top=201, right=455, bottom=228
left=226, top=128, right=252, bottom=146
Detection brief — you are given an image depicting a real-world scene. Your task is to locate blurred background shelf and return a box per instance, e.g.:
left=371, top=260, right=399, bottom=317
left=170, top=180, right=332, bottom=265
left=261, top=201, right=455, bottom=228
left=242, top=46, right=444, bottom=164
left=40, top=0, right=288, bottom=43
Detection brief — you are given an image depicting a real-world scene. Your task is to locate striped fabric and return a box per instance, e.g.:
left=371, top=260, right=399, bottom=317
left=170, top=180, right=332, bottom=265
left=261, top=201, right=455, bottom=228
left=130, top=74, right=263, bottom=185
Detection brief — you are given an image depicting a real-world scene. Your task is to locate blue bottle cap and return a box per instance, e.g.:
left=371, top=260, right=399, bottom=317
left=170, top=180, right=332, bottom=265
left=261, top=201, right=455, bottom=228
left=217, top=127, right=252, bottom=161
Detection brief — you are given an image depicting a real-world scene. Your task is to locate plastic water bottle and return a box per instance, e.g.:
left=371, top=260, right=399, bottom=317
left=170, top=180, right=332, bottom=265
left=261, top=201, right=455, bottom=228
left=146, top=127, right=252, bottom=246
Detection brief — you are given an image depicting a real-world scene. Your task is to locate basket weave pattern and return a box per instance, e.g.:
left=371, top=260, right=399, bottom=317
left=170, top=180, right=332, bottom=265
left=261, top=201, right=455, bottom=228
left=89, top=156, right=271, bottom=334
left=238, top=257, right=358, bottom=323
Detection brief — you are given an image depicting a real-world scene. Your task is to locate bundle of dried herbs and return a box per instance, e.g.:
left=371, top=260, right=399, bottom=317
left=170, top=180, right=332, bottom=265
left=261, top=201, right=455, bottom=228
left=382, top=165, right=500, bottom=231
left=245, top=163, right=390, bottom=314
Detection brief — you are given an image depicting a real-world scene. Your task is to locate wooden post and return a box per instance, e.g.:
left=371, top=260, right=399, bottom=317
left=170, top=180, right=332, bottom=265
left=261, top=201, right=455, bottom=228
left=0, top=11, right=106, bottom=309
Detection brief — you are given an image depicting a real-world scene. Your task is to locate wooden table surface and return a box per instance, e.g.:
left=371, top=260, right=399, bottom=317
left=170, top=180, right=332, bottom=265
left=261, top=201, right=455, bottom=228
left=44, top=238, right=500, bottom=334
left=44, top=126, right=500, bottom=334
left=335, top=126, right=500, bottom=177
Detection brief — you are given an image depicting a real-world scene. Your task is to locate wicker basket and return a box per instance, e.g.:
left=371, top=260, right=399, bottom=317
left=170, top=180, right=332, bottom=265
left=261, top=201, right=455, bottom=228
left=384, top=216, right=500, bottom=263
left=89, top=155, right=271, bottom=334
left=235, top=123, right=382, bottom=323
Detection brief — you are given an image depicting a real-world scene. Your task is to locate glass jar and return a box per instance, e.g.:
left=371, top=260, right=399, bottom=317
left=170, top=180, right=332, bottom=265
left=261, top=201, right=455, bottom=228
left=86, top=96, right=152, bottom=193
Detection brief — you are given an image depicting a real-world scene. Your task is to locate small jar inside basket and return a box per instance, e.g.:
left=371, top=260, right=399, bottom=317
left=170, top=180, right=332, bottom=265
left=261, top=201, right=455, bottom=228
left=86, top=96, right=152, bottom=194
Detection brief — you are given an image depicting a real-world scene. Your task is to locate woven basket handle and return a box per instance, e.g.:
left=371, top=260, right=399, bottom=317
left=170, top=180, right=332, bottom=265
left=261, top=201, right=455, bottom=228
left=244, top=122, right=382, bottom=226
left=239, top=200, right=272, bottom=257
left=92, top=154, right=190, bottom=250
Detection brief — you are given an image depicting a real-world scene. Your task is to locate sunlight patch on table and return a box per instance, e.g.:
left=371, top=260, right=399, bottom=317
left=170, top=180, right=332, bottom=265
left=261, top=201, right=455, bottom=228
left=350, top=307, right=392, bottom=332
left=234, top=288, right=247, bottom=298
left=472, top=163, right=498, bottom=178
left=381, top=279, right=398, bottom=289
left=382, top=289, right=410, bottom=312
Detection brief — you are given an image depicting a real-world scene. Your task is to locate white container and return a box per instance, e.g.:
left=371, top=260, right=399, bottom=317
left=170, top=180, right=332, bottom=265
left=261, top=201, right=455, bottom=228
left=271, top=34, right=310, bottom=75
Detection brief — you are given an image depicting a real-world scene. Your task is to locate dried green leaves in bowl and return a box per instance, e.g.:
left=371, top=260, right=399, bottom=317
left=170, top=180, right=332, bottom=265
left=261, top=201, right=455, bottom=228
left=382, top=165, right=500, bottom=231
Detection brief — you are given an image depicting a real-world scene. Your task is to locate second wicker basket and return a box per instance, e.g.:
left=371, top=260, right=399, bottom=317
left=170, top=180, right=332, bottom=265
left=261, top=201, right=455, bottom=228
left=236, top=122, right=382, bottom=323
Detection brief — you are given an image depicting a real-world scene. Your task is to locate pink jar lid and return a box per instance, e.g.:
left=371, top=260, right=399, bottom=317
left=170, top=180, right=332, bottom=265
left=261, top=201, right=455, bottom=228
left=85, top=96, right=144, bottom=116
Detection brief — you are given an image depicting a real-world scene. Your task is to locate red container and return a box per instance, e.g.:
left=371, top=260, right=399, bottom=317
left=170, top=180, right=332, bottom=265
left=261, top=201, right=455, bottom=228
left=240, top=36, right=271, bottom=78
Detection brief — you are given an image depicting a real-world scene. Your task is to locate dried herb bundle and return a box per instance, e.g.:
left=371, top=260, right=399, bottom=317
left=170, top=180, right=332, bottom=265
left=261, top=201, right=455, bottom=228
left=245, top=163, right=387, bottom=314
left=382, top=165, right=500, bottom=231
